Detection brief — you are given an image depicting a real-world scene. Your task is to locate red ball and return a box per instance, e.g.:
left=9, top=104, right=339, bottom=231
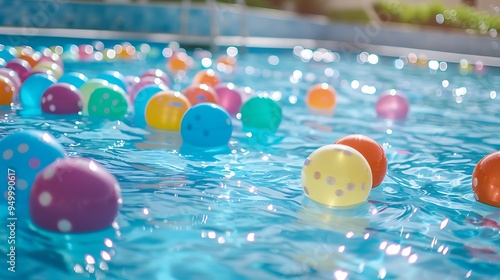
left=472, top=151, right=500, bottom=207
left=334, top=134, right=387, bottom=188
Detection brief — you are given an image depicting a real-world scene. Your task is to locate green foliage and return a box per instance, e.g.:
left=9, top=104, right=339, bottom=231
left=373, top=0, right=500, bottom=33
left=328, top=9, right=371, bottom=24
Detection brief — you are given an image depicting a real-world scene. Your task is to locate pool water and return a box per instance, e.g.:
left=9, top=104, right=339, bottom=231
left=0, top=40, right=500, bottom=280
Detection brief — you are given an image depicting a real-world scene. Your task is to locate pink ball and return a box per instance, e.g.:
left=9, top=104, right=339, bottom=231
left=6, top=58, right=31, bottom=79
left=39, top=52, right=64, bottom=70
left=214, top=83, right=243, bottom=115
left=41, top=83, right=83, bottom=114
left=29, top=157, right=122, bottom=233
left=141, top=68, right=170, bottom=87
left=375, top=90, right=409, bottom=119
left=0, top=68, right=21, bottom=89
left=128, top=76, right=168, bottom=103
left=125, top=75, right=140, bottom=92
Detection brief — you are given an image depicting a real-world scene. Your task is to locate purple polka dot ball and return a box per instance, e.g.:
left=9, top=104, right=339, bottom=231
left=41, top=83, right=83, bottom=114
left=29, top=157, right=122, bottom=233
left=375, top=90, right=409, bottom=120
left=301, top=144, right=372, bottom=207
left=0, top=130, right=66, bottom=207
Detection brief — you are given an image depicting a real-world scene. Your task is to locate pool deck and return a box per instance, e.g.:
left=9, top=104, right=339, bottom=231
left=0, top=0, right=499, bottom=66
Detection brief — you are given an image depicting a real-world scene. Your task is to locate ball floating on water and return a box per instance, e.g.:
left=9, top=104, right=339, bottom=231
left=29, top=157, right=121, bottom=233
left=302, top=144, right=372, bottom=207
left=145, top=91, right=191, bottom=130
left=20, top=73, right=57, bottom=109
left=167, top=52, right=191, bottom=73
left=214, top=83, right=243, bottom=116
left=18, top=49, right=41, bottom=67
left=79, top=78, right=110, bottom=112
left=97, top=71, right=127, bottom=92
left=306, top=83, right=337, bottom=110
left=129, top=76, right=168, bottom=104
left=376, top=90, right=409, bottom=119
left=58, top=72, right=88, bottom=88
left=41, top=83, right=83, bottom=115
left=0, top=45, right=17, bottom=61
left=133, top=85, right=165, bottom=126
left=141, top=68, right=170, bottom=87
left=181, top=103, right=232, bottom=147
left=87, top=85, right=129, bottom=118
left=240, top=96, right=282, bottom=131
left=0, top=130, right=66, bottom=206
left=182, top=84, right=219, bottom=106
left=0, top=75, right=16, bottom=106
left=472, top=151, right=500, bottom=207
left=0, top=68, right=21, bottom=92
left=32, top=61, right=63, bottom=79
left=334, top=134, right=387, bottom=188
left=192, top=69, right=220, bottom=88
left=38, top=52, right=64, bottom=70
left=6, top=58, right=32, bottom=79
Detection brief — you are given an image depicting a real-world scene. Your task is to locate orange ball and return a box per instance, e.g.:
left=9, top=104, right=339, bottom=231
left=18, top=48, right=41, bottom=67
left=0, top=75, right=15, bottom=105
left=216, top=55, right=237, bottom=71
left=334, top=134, right=387, bottom=188
left=472, top=151, right=500, bottom=207
left=306, top=83, right=337, bottom=110
left=182, top=84, right=219, bottom=106
left=167, top=52, right=191, bottom=73
left=192, top=69, right=220, bottom=88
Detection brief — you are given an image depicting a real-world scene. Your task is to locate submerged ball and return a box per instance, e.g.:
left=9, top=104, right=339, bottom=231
left=145, top=91, right=191, bottom=130
left=306, top=83, right=337, bottom=110
left=29, top=157, right=122, bottom=233
left=376, top=90, right=409, bottom=119
left=41, top=83, right=83, bottom=115
left=181, top=103, right=232, bottom=147
left=214, top=83, right=242, bottom=115
left=182, top=84, right=219, bottom=106
left=0, top=130, right=66, bottom=206
left=301, top=144, right=372, bottom=207
left=240, top=96, right=282, bottom=131
left=334, top=134, right=387, bottom=188
left=472, top=151, right=500, bottom=207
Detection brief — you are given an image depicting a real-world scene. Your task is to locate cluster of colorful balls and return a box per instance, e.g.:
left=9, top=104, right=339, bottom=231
left=301, top=134, right=388, bottom=207
left=0, top=130, right=121, bottom=233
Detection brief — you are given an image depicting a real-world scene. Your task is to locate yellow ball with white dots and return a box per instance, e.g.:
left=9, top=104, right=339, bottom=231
left=301, top=144, right=372, bottom=207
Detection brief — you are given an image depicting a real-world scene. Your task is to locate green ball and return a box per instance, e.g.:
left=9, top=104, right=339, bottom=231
left=88, top=86, right=129, bottom=118
left=240, top=96, right=282, bottom=131
left=80, top=78, right=110, bottom=114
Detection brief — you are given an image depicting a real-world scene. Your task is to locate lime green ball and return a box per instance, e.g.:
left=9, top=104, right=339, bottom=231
left=88, top=86, right=129, bottom=118
left=240, top=96, right=282, bottom=131
left=80, top=79, right=110, bottom=114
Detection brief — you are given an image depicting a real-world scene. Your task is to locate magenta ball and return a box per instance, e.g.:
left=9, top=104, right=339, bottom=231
left=128, top=76, right=168, bottom=103
left=141, top=68, right=170, bottom=87
left=41, top=83, right=83, bottom=114
left=375, top=90, right=409, bottom=119
left=29, top=157, right=122, bottom=233
left=6, top=58, right=31, bottom=79
left=214, top=83, right=243, bottom=115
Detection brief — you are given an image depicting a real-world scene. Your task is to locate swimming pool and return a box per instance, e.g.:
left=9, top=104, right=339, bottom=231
left=0, top=36, right=499, bottom=280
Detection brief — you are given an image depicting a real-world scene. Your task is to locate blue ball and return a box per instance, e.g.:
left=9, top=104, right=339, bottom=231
left=0, top=130, right=66, bottom=207
left=97, top=71, right=127, bottom=93
left=133, top=85, right=166, bottom=126
left=181, top=103, right=233, bottom=147
left=58, top=72, right=89, bottom=88
left=0, top=45, right=17, bottom=62
left=20, top=73, right=57, bottom=109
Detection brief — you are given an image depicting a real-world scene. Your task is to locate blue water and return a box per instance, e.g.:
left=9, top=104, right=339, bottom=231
left=1, top=41, right=500, bottom=280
